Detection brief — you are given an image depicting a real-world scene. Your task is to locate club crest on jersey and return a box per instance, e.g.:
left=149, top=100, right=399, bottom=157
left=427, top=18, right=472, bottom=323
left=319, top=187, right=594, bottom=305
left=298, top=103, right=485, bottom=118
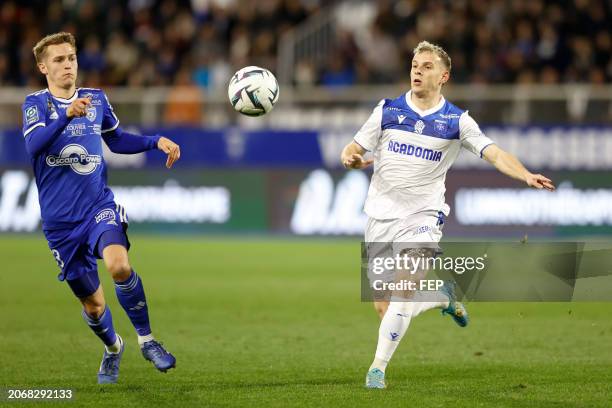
left=414, top=120, right=425, bottom=134
left=25, top=106, right=39, bottom=125
left=95, top=209, right=117, bottom=225
left=86, top=106, right=97, bottom=122
left=46, top=144, right=102, bottom=175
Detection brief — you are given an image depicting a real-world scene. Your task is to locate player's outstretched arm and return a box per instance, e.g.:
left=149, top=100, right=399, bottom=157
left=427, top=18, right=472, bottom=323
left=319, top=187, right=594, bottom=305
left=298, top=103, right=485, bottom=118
left=102, top=130, right=180, bottom=168
left=482, top=144, right=555, bottom=191
left=341, top=141, right=373, bottom=169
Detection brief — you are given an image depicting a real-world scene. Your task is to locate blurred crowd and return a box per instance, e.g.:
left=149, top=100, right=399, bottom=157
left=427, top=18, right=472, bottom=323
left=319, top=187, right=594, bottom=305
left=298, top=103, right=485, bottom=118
left=337, top=0, right=611, bottom=86
left=0, top=0, right=610, bottom=91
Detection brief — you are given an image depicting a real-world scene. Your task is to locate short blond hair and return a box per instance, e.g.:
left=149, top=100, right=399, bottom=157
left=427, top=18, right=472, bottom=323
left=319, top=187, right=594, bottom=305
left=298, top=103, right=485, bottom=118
left=413, top=41, right=451, bottom=72
left=32, top=32, right=77, bottom=63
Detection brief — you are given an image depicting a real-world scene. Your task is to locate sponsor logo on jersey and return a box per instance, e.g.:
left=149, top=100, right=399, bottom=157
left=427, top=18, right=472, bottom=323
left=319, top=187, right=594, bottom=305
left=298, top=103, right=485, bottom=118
left=95, top=209, right=116, bottom=225
left=414, top=119, right=425, bottom=134
left=439, top=113, right=461, bottom=119
left=82, top=93, right=102, bottom=106
left=25, top=106, right=39, bottom=125
left=397, top=114, right=406, bottom=124
left=434, top=120, right=448, bottom=133
left=66, top=123, right=87, bottom=136
left=86, top=106, right=97, bottom=122
left=387, top=140, right=442, bottom=162
left=45, top=144, right=102, bottom=175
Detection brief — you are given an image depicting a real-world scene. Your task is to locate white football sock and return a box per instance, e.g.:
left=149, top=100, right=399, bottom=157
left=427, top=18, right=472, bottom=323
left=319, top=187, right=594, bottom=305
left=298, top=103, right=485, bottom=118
left=369, top=302, right=413, bottom=372
left=138, top=333, right=155, bottom=346
left=106, top=334, right=122, bottom=354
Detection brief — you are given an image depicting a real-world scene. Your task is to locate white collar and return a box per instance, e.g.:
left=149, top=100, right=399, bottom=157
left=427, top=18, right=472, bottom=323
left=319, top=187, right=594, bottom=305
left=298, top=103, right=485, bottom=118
left=405, top=91, right=446, bottom=117
left=48, top=88, right=79, bottom=103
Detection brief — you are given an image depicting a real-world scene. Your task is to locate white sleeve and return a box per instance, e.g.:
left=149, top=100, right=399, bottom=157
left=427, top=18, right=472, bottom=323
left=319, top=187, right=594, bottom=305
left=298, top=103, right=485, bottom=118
left=353, top=100, right=384, bottom=151
left=459, top=112, right=494, bottom=158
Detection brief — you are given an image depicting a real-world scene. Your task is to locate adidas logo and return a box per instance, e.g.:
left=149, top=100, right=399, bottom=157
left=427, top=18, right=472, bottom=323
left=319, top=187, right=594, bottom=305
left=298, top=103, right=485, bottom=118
left=129, top=301, right=146, bottom=311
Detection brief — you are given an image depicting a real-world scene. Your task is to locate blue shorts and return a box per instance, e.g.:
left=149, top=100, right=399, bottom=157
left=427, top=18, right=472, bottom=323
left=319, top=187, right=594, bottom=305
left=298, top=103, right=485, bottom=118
left=44, top=203, right=131, bottom=298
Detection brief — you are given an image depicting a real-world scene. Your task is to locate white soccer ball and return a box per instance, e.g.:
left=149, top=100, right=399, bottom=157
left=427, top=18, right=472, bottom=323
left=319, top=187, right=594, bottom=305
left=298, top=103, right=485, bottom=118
left=228, top=66, right=279, bottom=116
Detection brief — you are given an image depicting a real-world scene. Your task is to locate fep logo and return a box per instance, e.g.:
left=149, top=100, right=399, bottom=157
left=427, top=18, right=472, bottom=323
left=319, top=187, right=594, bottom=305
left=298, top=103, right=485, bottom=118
left=46, top=144, right=102, bottom=175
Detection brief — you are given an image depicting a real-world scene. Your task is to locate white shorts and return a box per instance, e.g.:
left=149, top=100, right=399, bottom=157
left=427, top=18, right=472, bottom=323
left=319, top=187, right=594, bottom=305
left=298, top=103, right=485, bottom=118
left=365, top=210, right=445, bottom=244
left=364, top=210, right=445, bottom=286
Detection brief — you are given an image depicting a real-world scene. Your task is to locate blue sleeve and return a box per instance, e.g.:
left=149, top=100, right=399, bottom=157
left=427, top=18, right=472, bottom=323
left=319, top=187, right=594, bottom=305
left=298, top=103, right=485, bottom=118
left=22, top=97, right=72, bottom=157
left=101, top=91, right=120, bottom=133
left=22, top=96, right=46, bottom=136
left=102, top=127, right=160, bottom=154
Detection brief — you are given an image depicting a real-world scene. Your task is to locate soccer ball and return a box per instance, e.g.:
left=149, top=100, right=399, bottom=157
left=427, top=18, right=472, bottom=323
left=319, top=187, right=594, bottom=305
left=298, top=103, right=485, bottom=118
left=228, top=66, right=279, bottom=116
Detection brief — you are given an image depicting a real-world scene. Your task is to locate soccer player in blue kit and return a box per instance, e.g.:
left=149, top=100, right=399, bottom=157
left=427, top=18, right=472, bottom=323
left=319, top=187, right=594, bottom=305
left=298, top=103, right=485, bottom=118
left=22, top=33, right=181, bottom=384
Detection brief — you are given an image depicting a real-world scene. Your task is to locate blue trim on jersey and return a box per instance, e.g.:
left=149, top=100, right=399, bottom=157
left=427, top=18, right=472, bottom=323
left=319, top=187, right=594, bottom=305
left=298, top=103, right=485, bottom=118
left=479, top=142, right=494, bottom=158
left=380, top=94, right=464, bottom=140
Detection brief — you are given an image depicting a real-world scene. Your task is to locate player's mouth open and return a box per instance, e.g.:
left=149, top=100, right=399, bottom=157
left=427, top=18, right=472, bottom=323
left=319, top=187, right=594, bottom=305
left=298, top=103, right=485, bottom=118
left=413, top=79, right=422, bottom=85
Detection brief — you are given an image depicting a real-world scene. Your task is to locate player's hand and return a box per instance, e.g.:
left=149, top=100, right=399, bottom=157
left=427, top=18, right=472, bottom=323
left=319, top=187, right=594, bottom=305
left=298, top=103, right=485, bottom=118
left=157, top=137, right=181, bottom=168
left=66, top=97, right=91, bottom=118
left=526, top=173, right=555, bottom=191
left=343, top=153, right=373, bottom=169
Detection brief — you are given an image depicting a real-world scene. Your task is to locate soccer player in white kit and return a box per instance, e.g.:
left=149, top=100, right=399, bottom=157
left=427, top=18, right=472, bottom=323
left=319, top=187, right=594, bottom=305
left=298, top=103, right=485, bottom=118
left=340, top=41, right=555, bottom=389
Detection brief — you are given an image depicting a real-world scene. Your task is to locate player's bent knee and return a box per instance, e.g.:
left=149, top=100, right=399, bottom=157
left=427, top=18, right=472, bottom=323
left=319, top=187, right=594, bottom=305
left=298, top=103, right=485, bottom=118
left=82, top=295, right=106, bottom=318
left=84, top=303, right=105, bottom=318
left=388, top=301, right=414, bottom=317
left=374, top=301, right=389, bottom=318
left=106, top=259, right=132, bottom=281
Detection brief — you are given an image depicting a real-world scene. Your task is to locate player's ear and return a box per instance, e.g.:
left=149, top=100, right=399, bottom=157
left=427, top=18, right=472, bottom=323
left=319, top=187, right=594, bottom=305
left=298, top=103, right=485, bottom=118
left=439, top=70, right=449, bottom=86
left=37, top=62, right=48, bottom=75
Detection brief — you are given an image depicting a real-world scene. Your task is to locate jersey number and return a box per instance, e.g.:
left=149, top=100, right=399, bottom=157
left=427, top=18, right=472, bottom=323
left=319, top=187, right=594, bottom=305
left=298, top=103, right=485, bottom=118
left=51, top=249, right=65, bottom=269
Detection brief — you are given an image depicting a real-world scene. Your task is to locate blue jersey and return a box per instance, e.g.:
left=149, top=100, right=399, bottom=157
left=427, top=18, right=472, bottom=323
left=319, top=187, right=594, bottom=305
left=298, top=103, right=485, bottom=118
left=22, top=88, right=119, bottom=230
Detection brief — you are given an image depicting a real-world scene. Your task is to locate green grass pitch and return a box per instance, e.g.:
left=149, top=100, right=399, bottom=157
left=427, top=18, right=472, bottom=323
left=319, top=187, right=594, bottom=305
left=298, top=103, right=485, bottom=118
left=1, top=235, right=611, bottom=407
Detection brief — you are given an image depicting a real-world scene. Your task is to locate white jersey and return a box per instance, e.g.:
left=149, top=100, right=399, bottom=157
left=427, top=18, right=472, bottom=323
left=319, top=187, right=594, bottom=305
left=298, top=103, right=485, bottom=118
left=354, top=91, right=494, bottom=220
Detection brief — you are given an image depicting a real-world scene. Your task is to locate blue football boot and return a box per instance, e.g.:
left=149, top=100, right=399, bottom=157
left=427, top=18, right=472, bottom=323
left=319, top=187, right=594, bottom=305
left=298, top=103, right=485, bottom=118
left=440, top=281, right=469, bottom=327
left=141, top=340, right=176, bottom=372
left=365, top=368, right=387, bottom=389
left=97, top=335, right=124, bottom=384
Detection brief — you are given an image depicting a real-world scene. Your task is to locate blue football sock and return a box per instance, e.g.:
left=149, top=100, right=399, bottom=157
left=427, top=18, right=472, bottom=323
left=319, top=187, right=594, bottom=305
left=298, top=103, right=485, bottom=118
left=114, top=270, right=152, bottom=336
left=82, top=306, right=118, bottom=347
